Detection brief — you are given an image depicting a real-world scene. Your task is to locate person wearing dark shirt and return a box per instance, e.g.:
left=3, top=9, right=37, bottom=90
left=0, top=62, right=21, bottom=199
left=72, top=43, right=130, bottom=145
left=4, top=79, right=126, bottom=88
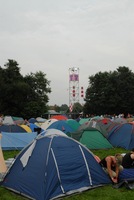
left=122, top=148, right=134, bottom=168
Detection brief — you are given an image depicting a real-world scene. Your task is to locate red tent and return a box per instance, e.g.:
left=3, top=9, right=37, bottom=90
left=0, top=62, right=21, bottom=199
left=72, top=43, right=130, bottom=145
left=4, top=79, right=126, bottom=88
left=50, top=115, right=68, bottom=120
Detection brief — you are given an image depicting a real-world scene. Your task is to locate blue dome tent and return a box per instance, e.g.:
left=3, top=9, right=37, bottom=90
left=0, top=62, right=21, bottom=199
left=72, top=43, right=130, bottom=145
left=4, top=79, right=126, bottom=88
left=47, top=120, right=73, bottom=134
left=1, top=129, right=111, bottom=200
left=108, top=123, right=134, bottom=150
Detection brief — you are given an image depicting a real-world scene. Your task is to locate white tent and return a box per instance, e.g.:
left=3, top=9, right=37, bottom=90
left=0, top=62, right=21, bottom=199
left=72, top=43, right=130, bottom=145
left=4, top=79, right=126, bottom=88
left=2, top=116, right=14, bottom=125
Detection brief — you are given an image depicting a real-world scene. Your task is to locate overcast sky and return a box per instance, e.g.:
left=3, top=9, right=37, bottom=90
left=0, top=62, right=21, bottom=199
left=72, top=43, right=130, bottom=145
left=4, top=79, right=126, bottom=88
left=0, top=0, right=134, bottom=106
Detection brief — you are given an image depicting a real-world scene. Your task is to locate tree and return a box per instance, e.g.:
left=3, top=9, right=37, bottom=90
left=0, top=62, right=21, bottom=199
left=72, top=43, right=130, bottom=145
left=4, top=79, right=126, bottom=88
left=23, top=71, right=51, bottom=118
left=47, top=104, right=69, bottom=114
left=0, top=60, right=51, bottom=119
left=60, top=104, right=69, bottom=113
left=0, top=59, right=29, bottom=116
left=72, top=102, right=83, bottom=113
left=83, top=66, right=134, bottom=116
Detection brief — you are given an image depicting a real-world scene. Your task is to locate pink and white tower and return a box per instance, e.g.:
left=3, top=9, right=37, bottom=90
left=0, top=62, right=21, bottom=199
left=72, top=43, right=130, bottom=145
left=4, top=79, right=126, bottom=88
left=69, top=67, right=79, bottom=112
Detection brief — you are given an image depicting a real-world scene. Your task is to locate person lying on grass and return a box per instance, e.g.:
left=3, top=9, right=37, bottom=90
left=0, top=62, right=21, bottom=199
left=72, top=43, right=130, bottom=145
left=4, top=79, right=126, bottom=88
left=99, top=154, right=123, bottom=183
left=122, top=148, right=134, bottom=169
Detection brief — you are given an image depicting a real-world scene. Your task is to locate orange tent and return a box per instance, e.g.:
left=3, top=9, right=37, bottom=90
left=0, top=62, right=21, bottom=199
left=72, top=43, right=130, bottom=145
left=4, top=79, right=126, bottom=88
left=50, top=115, right=68, bottom=120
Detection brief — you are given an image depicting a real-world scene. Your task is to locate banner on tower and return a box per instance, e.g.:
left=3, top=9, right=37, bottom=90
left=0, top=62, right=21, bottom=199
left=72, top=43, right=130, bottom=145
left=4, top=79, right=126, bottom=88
left=69, top=74, right=79, bottom=81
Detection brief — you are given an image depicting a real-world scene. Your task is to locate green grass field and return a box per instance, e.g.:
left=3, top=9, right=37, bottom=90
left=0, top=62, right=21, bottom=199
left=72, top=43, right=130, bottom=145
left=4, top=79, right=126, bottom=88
left=0, top=148, right=134, bottom=200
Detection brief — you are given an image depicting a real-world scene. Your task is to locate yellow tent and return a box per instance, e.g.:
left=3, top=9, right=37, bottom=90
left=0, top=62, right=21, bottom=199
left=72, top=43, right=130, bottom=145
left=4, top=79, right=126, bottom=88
left=20, top=125, right=32, bottom=133
left=0, top=134, right=7, bottom=173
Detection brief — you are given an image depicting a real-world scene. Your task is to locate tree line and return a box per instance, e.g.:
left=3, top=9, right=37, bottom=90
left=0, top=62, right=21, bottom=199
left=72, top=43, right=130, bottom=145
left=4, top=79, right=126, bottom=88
left=0, top=59, right=51, bottom=119
left=83, top=66, right=134, bottom=117
left=0, top=60, right=134, bottom=119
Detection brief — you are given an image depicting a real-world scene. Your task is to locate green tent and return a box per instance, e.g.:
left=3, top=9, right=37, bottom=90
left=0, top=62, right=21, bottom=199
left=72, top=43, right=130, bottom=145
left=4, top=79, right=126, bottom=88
left=79, top=118, right=90, bottom=125
left=65, top=119, right=80, bottom=131
left=69, top=127, right=113, bottom=150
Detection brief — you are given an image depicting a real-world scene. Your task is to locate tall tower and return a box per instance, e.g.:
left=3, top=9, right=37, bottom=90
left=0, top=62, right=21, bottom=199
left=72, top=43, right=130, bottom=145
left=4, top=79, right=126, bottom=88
left=69, top=67, right=79, bottom=112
